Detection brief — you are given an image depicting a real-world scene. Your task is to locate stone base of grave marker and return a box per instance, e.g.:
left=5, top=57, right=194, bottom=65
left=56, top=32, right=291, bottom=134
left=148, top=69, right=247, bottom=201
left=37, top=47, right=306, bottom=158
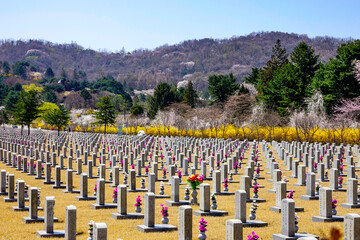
left=340, top=203, right=360, bottom=209
left=242, top=220, right=268, bottom=228
left=165, top=200, right=191, bottom=207
left=62, top=190, right=80, bottom=194
left=91, top=203, right=117, bottom=209
left=213, top=191, right=235, bottom=196
left=247, top=198, right=266, bottom=203
left=155, top=195, right=170, bottom=199
left=155, top=179, right=169, bottom=182
left=293, top=183, right=306, bottom=186
left=332, top=188, right=346, bottom=192
left=111, top=212, right=144, bottom=220
left=250, top=185, right=265, bottom=188
left=42, top=180, right=55, bottom=185
left=268, top=189, right=293, bottom=193
left=51, top=185, right=66, bottom=189
left=300, top=195, right=319, bottom=201
left=75, top=196, right=96, bottom=201
left=36, top=230, right=65, bottom=238
left=312, top=215, right=344, bottom=222
left=12, top=206, right=29, bottom=211
left=0, top=192, right=8, bottom=196
left=137, top=224, right=177, bottom=233
left=23, top=217, right=59, bottom=224
left=316, top=179, right=329, bottom=182
left=34, top=176, right=45, bottom=180
left=3, top=197, right=17, bottom=202
left=193, top=209, right=228, bottom=216
left=272, top=233, right=319, bottom=240
left=128, top=189, right=148, bottom=193
left=269, top=206, right=304, bottom=213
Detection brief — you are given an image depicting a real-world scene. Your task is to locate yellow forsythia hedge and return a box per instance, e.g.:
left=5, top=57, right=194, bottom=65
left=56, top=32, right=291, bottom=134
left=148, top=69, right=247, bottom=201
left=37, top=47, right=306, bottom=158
left=33, top=121, right=360, bottom=145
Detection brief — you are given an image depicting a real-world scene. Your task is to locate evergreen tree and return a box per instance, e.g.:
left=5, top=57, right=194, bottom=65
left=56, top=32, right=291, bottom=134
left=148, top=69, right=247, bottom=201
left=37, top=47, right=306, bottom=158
left=147, top=82, right=175, bottom=119
left=312, top=40, right=360, bottom=112
left=44, top=104, right=70, bottom=136
left=4, top=91, right=20, bottom=112
left=259, top=39, right=289, bottom=87
left=45, top=67, right=55, bottom=78
left=12, top=90, right=42, bottom=135
left=94, top=95, right=117, bottom=135
left=60, top=68, right=68, bottom=79
left=0, top=109, right=9, bottom=129
left=80, top=88, right=92, bottom=106
left=43, top=90, right=58, bottom=103
left=2, top=61, right=10, bottom=74
left=183, top=80, right=197, bottom=108
left=208, top=73, right=238, bottom=102
left=130, top=104, right=144, bottom=116
left=243, top=68, right=262, bottom=88
left=291, top=41, right=320, bottom=98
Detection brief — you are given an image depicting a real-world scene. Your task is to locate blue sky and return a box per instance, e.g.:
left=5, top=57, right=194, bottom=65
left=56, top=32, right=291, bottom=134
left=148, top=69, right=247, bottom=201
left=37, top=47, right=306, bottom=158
left=0, top=0, right=359, bottom=52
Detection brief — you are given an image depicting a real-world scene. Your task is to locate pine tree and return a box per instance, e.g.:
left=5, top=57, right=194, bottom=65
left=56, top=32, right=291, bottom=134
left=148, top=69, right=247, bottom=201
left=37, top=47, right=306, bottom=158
left=208, top=73, right=238, bottom=102
left=13, top=90, right=41, bottom=135
left=45, top=67, right=55, bottom=78
left=94, top=95, right=117, bottom=135
left=260, top=39, right=289, bottom=86
left=44, top=104, right=70, bottom=136
left=183, top=80, right=197, bottom=108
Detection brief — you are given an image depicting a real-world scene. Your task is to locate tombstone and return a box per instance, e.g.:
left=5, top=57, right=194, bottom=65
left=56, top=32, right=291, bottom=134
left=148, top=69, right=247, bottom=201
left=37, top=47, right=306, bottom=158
left=65, top=205, right=77, bottom=240
left=329, top=168, right=341, bottom=191
left=268, top=169, right=281, bottom=193
left=166, top=176, right=190, bottom=206
left=13, top=179, right=28, bottom=211
left=293, top=165, right=306, bottom=186
left=43, top=163, right=54, bottom=184
left=212, top=170, right=221, bottom=194
left=341, top=178, right=360, bottom=209
left=226, top=219, right=243, bottom=240
left=87, top=160, right=94, bottom=178
left=35, top=160, right=45, bottom=179
left=290, top=161, right=299, bottom=178
left=0, top=170, right=7, bottom=195
left=344, top=213, right=360, bottom=240
left=286, top=156, right=293, bottom=171
left=194, top=183, right=228, bottom=216
left=273, top=199, right=318, bottom=240
left=4, top=174, right=16, bottom=202
left=111, top=185, right=144, bottom=219
left=22, top=156, right=28, bottom=173
left=63, top=170, right=79, bottom=193
left=76, top=173, right=96, bottom=201
left=178, top=205, right=192, bottom=240
left=300, top=172, right=319, bottom=200
left=91, top=178, right=116, bottom=209
left=151, top=162, right=158, bottom=180
left=235, top=190, right=268, bottom=227
left=270, top=181, right=287, bottom=213
left=93, top=223, right=107, bottom=240
left=67, top=157, right=73, bottom=170
left=28, top=158, right=35, bottom=175
left=111, top=166, right=119, bottom=187
left=221, top=163, right=228, bottom=182
left=137, top=192, right=177, bottom=232
left=317, top=163, right=325, bottom=182
left=148, top=173, right=156, bottom=193
left=76, top=158, right=82, bottom=175
left=36, top=197, right=65, bottom=237
left=312, top=187, right=344, bottom=222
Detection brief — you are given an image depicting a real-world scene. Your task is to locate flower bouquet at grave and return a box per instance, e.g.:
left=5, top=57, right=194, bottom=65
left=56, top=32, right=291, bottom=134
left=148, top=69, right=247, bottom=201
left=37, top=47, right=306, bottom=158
left=172, top=156, right=176, bottom=164
left=233, top=162, right=238, bottom=172
left=109, top=170, right=112, bottom=180
left=112, top=188, right=117, bottom=203
left=93, top=183, right=98, bottom=193
left=320, top=155, right=323, bottom=161
left=199, top=158, right=202, bottom=164
left=160, top=154, right=164, bottom=160
left=88, top=220, right=94, bottom=240
left=287, top=190, right=294, bottom=199
left=135, top=195, right=142, bottom=212
left=340, top=164, right=343, bottom=174
left=332, top=199, right=337, bottom=215
left=314, top=162, right=318, bottom=170
left=254, top=156, right=258, bottom=163
left=294, top=213, right=299, bottom=233
left=140, top=178, right=145, bottom=189
left=210, top=193, right=217, bottom=210
left=188, top=157, right=191, bottom=163
left=315, top=183, right=321, bottom=195
left=186, top=174, right=203, bottom=190
left=198, top=218, right=208, bottom=239
left=145, top=166, right=149, bottom=175
left=223, top=178, right=229, bottom=191
left=120, top=160, right=123, bottom=168
left=249, top=201, right=258, bottom=220
left=131, top=164, right=135, bottom=170
left=338, top=176, right=343, bottom=188
left=247, top=231, right=260, bottom=240
left=255, top=166, right=260, bottom=176
left=160, top=204, right=169, bottom=224
left=163, top=167, right=167, bottom=178
left=225, top=153, right=229, bottom=159
left=159, top=181, right=165, bottom=195
left=184, top=187, right=190, bottom=200
left=253, top=183, right=259, bottom=198
left=177, top=170, right=182, bottom=181
left=216, top=161, right=220, bottom=169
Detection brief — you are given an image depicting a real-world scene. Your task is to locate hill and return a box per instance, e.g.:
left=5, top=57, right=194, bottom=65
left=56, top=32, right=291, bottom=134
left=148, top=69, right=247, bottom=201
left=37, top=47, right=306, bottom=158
left=0, top=31, right=350, bottom=91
